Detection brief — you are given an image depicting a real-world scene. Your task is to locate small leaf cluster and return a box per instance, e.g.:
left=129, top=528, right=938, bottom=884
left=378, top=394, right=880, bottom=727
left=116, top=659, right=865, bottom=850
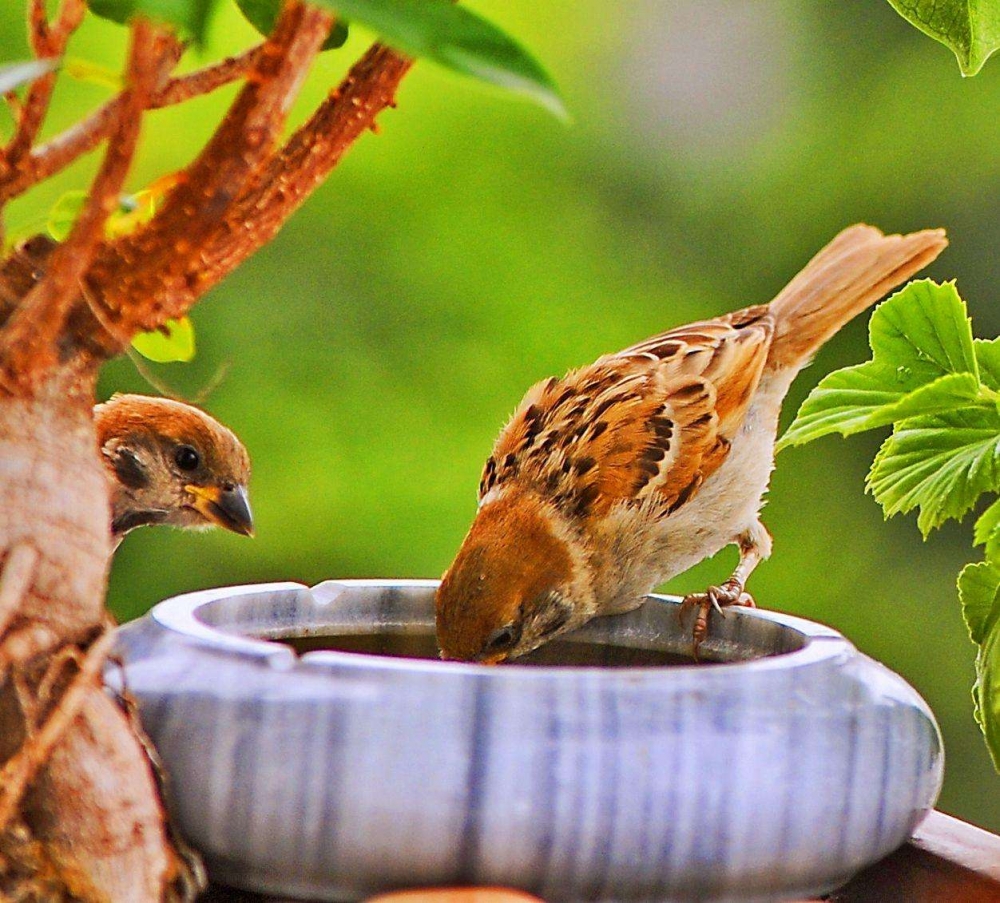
left=781, top=280, right=1000, bottom=769
left=84, top=0, right=565, bottom=118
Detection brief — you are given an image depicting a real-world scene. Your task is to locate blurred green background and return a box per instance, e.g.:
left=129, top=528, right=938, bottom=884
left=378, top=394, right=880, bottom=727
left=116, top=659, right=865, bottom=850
left=3, top=0, right=999, bottom=831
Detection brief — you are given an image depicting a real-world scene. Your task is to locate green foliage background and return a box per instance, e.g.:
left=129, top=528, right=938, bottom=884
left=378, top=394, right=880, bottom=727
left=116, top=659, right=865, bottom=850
left=3, top=0, right=1000, bottom=831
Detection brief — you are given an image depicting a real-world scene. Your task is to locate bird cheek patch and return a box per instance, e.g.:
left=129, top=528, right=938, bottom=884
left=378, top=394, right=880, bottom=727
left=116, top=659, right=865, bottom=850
left=109, top=445, right=150, bottom=490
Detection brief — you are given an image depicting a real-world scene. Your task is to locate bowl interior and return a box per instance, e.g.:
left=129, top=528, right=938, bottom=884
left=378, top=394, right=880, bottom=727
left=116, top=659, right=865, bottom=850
left=192, top=580, right=809, bottom=667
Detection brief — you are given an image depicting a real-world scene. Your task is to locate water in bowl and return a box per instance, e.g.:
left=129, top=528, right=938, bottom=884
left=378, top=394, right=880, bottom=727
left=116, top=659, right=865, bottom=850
left=273, top=628, right=715, bottom=667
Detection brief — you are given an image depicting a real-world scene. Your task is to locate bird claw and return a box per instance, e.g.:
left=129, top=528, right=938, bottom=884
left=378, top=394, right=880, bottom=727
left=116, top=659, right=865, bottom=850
left=679, top=581, right=756, bottom=660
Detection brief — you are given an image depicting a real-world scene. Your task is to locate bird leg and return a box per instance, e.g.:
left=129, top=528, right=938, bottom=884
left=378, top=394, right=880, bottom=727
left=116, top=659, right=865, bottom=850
left=681, top=520, right=772, bottom=658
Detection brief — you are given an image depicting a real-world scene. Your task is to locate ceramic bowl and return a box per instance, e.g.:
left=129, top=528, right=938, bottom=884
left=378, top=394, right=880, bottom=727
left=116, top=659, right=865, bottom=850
left=110, top=579, right=943, bottom=902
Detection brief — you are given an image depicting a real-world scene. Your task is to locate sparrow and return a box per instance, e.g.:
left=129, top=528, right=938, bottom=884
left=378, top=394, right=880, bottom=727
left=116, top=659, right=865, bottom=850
left=436, top=224, right=947, bottom=662
left=94, top=394, right=254, bottom=544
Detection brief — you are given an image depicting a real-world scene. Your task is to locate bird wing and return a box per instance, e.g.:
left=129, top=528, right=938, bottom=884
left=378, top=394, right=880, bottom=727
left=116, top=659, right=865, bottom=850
left=480, top=305, right=774, bottom=519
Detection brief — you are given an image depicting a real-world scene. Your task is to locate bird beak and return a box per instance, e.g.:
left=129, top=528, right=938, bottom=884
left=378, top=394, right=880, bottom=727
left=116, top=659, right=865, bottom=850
left=185, top=484, right=255, bottom=536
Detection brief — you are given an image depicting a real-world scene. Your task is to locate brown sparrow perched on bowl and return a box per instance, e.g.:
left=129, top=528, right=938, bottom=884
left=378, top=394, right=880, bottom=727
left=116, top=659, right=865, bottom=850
left=436, top=224, right=947, bottom=662
left=95, top=394, right=253, bottom=545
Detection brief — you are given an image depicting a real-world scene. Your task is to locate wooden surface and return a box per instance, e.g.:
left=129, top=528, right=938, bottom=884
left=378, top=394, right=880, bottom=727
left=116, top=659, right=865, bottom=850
left=201, top=810, right=1000, bottom=903
left=818, top=810, right=1000, bottom=903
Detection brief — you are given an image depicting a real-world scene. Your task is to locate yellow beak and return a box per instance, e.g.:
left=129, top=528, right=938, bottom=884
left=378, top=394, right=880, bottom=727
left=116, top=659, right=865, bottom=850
left=185, top=484, right=254, bottom=537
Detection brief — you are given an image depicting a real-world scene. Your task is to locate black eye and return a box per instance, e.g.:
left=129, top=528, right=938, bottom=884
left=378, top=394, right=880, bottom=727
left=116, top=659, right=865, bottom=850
left=483, top=623, right=521, bottom=654
left=174, top=445, right=200, bottom=471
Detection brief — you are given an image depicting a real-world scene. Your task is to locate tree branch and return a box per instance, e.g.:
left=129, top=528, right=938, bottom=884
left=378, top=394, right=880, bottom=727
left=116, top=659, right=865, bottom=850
left=0, top=20, right=164, bottom=392
left=1, top=0, right=86, bottom=178
left=156, top=44, right=264, bottom=106
left=86, top=0, right=332, bottom=340
left=196, top=43, right=413, bottom=296
left=0, top=43, right=261, bottom=203
left=79, top=40, right=411, bottom=354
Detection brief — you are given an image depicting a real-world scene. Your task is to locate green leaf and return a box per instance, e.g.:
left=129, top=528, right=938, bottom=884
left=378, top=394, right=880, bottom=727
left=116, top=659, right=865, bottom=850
left=86, top=0, right=216, bottom=44
left=973, top=629, right=1000, bottom=771
left=867, top=406, right=1000, bottom=536
left=89, top=0, right=564, bottom=114
left=974, top=497, right=1000, bottom=560
left=959, top=559, right=1000, bottom=645
left=779, top=280, right=981, bottom=449
left=45, top=187, right=166, bottom=241
left=975, top=337, right=1000, bottom=390
left=234, top=0, right=349, bottom=50
left=0, top=58, right=60, bottom=95
left=886, top=0, right=1000, bottom=75
left=46, top=190, right=88, bottom=242
left=872, top=280, right=978, bottom=378
left=780, top=370, right=981, bottom=449
left=313, top=0, right=566, bottom=119
left=131, top=317, right=196, bottom=363
left=960, top=557, right=1000, bottom=770
left=106, top=188, right=163, bottom=237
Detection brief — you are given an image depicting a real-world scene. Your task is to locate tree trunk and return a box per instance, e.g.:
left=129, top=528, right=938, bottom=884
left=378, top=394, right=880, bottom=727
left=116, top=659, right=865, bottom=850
left=0, top=365, right=184, bottom=900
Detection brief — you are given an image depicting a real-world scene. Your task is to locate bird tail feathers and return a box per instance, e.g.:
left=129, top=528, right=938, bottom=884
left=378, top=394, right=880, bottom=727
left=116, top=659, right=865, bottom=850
left=766, top=224, right=947, bottom=372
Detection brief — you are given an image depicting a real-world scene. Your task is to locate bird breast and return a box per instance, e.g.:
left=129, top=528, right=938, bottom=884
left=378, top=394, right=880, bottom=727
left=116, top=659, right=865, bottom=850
left=589, top=375, right=788, bottom=613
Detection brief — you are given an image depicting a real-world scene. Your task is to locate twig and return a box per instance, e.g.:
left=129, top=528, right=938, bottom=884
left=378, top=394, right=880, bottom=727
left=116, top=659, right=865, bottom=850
left=28, top=0, right=50, bottom=56
left=2, top=0, right=86, bottom=173
left=27, top=0, right=85, bottom=56
left=1, top=44, right=261, bottom=203
left=123, top=344, right=232, bottom=404
left=0, top=627, right=115, bottom=834
left=90, top=0, right=332, bottom=337
left=198, top=43, right=413, bottom=295
left=0, top=20, right=164, bottom=391
left=155, top=44, right=263, bottom=106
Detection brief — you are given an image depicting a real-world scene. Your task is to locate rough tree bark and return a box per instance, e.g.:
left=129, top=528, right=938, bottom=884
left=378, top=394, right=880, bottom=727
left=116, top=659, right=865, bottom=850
left=0, top=1, right=413, bottom=898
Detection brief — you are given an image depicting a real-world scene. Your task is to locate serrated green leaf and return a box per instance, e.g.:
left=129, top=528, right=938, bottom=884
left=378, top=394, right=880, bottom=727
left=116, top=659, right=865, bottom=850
left=975, top=337, right=1000, bottom=390
left=964, top=556, right=1000, bottom=770
left=872, top=280, right=977, bottom=379
left=973, top=611, right=1000, bottom=771
left=131, top=316, right=195, bottom=363
left=959, top=559, right=1000, bottom=644
left=314, top=0, right=566, bottom=119
left=86, top=0, right=215, bottom=44
left=974, top=497, right=1000, bottom=556
left=46, top=190, right=88, bottom=242
left=867, top=406, right=1000, bottom=536
left=234, top=0, right=349, bottom=50
left=780, top=370, right=981, bottom=449
left=886, top=0, right=1000, bottom=76
left=780, top=280, right=981, bottom=449
left=0, top=58, right=60, bottom=95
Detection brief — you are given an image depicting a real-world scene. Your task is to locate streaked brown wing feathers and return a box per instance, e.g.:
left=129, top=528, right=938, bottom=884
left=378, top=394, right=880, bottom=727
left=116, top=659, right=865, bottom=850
left=481, top=306, right=773, bottom=519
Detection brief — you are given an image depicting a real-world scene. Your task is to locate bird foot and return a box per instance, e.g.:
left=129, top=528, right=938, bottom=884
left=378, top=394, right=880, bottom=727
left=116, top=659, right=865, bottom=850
left=679, top=580, right=755, bottom=660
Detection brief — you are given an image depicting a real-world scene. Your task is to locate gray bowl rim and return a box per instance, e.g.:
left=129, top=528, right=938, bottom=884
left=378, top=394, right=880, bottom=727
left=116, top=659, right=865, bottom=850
left=146, top=578, right=856, bottom=680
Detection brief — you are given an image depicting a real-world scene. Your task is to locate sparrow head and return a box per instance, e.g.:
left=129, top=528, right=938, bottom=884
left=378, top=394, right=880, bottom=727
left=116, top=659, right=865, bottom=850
left=435, top=489, right=592, bottom=663
left=95, top=394, right=253, bottom=539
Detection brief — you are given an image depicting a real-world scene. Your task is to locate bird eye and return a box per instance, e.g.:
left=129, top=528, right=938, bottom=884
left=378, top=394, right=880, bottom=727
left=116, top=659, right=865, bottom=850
left=174, top=445, right=201, bottom=471
left=483, top=623, right=521, bottom=654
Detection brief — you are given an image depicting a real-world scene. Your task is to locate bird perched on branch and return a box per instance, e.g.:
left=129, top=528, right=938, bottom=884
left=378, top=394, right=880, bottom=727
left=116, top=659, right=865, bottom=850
left=436, top=224, right=947, bottom=663
left=95, top=394, right=253, bottom=545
